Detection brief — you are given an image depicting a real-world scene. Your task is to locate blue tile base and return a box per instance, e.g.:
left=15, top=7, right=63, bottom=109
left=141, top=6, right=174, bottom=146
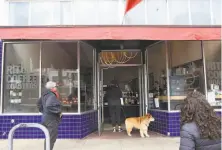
left=149, top=110, right=221, bottom=137
left=0, top=111, right=98, bottom=139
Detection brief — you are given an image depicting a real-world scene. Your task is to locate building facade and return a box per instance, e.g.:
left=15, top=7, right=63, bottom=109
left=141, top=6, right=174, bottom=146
left=0, top=0, right=221, bottom=139
left=0, top=0, right=221, bottom=26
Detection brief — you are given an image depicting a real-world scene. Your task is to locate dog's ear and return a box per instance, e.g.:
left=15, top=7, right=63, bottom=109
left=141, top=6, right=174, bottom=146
left=146, top=113, right=151, bottom=119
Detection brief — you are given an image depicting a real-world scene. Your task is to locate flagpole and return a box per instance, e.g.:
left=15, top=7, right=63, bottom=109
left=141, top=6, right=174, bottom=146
left=121, top=14, right=125, bottom=25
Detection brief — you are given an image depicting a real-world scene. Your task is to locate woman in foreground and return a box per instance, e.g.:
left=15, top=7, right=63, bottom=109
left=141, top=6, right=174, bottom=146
left=180, top=91, right=221, bottom=150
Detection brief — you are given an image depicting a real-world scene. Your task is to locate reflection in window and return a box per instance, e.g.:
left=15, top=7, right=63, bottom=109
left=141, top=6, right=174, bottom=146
left=80, top=43, right=95, bottom=112
left=74, top=0, right=97, bottom=25
left=9, top=2, right=29, bottom=26
left=203, top=41, right=221, bottom=109
left=147, top=42, right=167, bottom=110
left=41, top=42, right=78, bottom=112
left=3, top=43, right=40, bottom=113
left=168, top=41, right=204, bottom=111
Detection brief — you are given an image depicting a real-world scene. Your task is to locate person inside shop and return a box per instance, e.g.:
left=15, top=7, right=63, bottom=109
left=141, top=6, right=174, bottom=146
left=37, top=81, right=62, bottom=150
left=104, top=80, right=123, bottom=132
left=180, top=91, right=221, bottom=150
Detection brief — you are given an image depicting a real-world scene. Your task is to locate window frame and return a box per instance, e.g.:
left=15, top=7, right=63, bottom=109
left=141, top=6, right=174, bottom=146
left=0, top=40, right=97, bottom=115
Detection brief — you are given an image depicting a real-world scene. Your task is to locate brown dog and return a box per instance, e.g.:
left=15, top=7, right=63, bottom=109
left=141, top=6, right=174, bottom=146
left=125, top=114, right=155, bottom=138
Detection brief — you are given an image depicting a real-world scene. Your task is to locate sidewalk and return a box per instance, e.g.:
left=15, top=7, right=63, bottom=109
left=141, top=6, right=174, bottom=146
left=0, top=131, right=180, bottom=150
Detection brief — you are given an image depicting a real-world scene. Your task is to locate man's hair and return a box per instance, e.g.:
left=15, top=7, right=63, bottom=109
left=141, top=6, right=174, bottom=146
left=45, top=81, right=57, bottom=89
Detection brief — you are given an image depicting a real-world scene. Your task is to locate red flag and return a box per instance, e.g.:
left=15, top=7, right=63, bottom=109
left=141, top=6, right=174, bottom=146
left=124, top=0, right=142, bottom=15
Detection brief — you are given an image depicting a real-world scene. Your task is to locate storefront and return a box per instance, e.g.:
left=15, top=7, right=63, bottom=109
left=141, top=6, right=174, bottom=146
left=0, top=26, right=221, bottom=139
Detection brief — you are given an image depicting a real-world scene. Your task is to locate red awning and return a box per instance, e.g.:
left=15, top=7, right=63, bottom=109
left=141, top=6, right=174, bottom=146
left=0, top=26, right=220, bottom=40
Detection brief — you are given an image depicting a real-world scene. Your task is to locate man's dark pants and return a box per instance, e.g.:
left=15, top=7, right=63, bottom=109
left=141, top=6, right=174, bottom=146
left=109, top=105, right=121, bottom=127
left=43, top=119, right=60, bottom=150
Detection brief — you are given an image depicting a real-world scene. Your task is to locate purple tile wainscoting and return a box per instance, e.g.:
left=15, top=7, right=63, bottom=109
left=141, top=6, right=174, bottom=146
left=0, top=111, right=98, bottom=139
left=0, top=40, right=2, bottom=82
left=149, top=110, right=221, bottom=137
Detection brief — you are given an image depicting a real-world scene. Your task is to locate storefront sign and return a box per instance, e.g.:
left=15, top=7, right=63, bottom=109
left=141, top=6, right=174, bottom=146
left=6, top=64, right=38, bottom=89
left=206, top=62, right=221, bottom=87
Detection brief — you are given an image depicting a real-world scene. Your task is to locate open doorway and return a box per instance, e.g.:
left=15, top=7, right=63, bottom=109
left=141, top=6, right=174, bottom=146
left=96, top=48, right=149, bottom=135
left=102, top=66, right=141, bottom=131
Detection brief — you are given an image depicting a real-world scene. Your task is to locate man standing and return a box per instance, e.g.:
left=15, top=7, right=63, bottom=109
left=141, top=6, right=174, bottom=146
left=37, top=81, right=62, bottom=150
left=104, top=80, right=123, bottom=132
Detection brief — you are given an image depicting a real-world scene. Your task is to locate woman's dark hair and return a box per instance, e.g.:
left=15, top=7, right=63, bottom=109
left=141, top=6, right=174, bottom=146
left=181, top=91, right=221, bottom=139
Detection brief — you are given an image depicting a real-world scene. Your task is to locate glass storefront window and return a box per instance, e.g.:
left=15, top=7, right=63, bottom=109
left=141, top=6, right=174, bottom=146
left=147, top=42, right=167, bottom=110
left=41, top=42, right=78, bottom=113
left=80, top=42, right=95, bottom=112
left=3, top=43, right=40, bottom=113
left=9, top=2, right=29, bottom=26
left=203, top=41, right=221, bottom=109
left=168, top=41, right=204, bottom=111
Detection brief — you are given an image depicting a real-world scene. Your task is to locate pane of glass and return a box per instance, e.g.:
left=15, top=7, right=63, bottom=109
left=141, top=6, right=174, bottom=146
left=9, top=2, right=29, bottom=26
left=146, top=0, right=167, bottom=25
left=203, top=41, right=221, bottom=109
left=190, top=0, right=211, bottom=25
left=31, top=2, right=53, bottom=25
left=212, top=0, right=221, bottom=25
left=74, top=0, right=97, bottom=25
left=168, top=0, right=189, bottom=25
left=124, top=0, right=145, bottom=25
left=53, top=1, right=73, bottom=25
left=3, top=43, right=40, bottom=113
left=147, top=42, right=167, bottom=110
left=168, top=41, right=204, bottom=111
left=98, top=0, right=119, bottom=25
left=41, top=42, right=78, bottom=113
left=80, top=43, right=94, bottom=112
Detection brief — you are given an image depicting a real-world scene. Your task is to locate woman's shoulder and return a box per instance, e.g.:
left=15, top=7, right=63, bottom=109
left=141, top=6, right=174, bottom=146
left=181, top=122, right=200, bottom=138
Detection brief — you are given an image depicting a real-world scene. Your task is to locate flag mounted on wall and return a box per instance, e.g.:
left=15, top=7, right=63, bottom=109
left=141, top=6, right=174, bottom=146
left=124, top=0, right=142, bottom=15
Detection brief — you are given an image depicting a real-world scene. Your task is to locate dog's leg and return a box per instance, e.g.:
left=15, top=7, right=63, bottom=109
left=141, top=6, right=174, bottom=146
left=126, top=127, right=132, bottom=136
left=144, top=129, right=150, bottom=137
left=140, top=129, right=145, bottom=138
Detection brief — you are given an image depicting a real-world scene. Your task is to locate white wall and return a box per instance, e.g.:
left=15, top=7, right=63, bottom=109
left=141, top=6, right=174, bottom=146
left=0, top=0, right=220, bottom=26
left=0, top=0, right=8, bottom=25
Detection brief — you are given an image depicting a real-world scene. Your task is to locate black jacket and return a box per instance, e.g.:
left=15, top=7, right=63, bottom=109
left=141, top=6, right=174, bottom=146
left=104, top=86, right=122, bottom=106
left=180, top=122, right=221, bottom=150
left=37, top=90, right=62, bottom=122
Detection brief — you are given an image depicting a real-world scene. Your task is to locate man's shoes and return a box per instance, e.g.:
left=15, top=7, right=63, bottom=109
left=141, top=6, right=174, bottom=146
left=113, top=127, right=116, bottom=132
left=118, top=127, right=123, bottom=132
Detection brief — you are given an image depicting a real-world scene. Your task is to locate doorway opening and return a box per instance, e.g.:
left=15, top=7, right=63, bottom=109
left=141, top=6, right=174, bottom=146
left=94, top=40, right=156, bottom=136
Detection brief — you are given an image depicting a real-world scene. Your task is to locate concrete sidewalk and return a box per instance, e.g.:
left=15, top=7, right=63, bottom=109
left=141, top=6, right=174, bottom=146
left=0, top=138, right=180, bottom=150
left=0, top=131, right=180, bottom=150
left=0, top=137, right=180, bottom=150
